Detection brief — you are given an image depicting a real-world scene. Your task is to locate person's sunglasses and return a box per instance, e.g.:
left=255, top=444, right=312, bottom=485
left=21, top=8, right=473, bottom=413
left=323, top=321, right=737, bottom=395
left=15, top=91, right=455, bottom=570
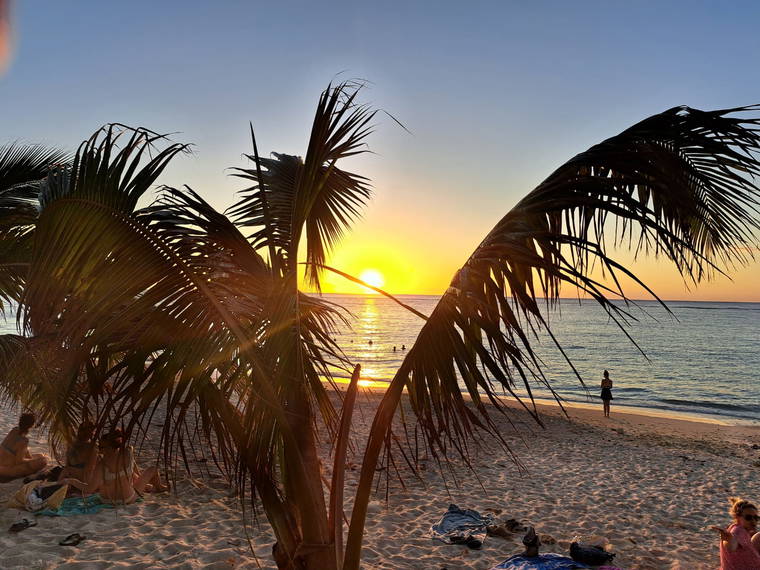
left=743, top=514, right=760, bottom=522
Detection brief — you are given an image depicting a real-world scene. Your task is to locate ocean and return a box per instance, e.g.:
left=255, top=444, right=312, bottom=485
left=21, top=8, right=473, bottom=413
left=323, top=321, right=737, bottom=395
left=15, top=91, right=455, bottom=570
left=326, top=294, right=760, bottom=425
left=2, top=295, right=756, bottom=425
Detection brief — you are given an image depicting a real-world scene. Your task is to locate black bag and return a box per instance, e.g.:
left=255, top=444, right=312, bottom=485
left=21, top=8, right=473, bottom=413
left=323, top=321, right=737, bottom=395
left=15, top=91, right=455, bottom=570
left=569, top=541, right=615, bottom=565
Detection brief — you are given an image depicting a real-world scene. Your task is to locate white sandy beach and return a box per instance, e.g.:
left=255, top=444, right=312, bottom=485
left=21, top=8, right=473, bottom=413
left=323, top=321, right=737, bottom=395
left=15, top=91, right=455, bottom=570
left=1, top=394, right=758, bottom=569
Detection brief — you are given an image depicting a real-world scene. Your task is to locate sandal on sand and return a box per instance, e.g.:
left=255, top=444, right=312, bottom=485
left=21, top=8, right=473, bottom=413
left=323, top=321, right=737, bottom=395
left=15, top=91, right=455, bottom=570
left=9, top=518, right=38, bottom=533
left=59, top=533, right=86, bottom=546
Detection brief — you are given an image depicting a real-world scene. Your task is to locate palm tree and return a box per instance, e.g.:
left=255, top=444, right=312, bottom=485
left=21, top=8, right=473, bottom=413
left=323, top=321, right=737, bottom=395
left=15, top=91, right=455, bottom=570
left=0, top=87, right=758, bottom=570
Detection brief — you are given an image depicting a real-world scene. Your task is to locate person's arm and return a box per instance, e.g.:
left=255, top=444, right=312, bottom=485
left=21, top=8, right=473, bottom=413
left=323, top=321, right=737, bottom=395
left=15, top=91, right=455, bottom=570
left=128, top=446, right=140, bottom=477
left=83, top=444, right=99, bottom=479
left=16, top=436, right=29, bottom=461
left=63, top=471, right=102, bottom=493
left=61, top=477, right=91, bottom=492
left=711, top=526, right=739, bottom=551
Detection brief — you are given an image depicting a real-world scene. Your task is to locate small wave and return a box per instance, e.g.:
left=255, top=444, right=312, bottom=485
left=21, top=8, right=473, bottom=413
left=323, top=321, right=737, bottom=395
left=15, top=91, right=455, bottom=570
left=659, top=398, right=750, bottom=412
left=672, top=305, right=760, bottom=311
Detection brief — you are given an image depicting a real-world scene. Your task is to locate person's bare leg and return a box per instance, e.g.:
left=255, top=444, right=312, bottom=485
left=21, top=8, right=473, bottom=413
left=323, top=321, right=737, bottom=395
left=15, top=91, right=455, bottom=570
left=135, top=466, right=169, bottom=494
left=0, top=454, right=48, bottom=481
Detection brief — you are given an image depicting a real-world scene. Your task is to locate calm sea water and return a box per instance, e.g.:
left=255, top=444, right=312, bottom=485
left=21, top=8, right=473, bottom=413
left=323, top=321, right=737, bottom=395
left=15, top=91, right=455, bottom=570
left=326, top=294, right=760, bottom=425
left=3, top=296, right=756, bottom=425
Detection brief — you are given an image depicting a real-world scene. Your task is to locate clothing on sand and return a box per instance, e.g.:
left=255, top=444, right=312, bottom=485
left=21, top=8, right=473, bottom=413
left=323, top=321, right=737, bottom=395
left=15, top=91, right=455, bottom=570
left=430, top=503, right=493, bottom=548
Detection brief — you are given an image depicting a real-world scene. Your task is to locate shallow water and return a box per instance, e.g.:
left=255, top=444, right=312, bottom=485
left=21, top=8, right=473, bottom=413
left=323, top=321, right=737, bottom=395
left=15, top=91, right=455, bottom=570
left=325, top=294, right=760, bottom=425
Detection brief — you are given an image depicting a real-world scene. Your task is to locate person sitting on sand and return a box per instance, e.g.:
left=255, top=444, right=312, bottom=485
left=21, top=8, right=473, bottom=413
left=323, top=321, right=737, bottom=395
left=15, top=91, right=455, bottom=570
left=711, top=496, right=760, bottom=569
left=97, top=428, right=168, bottom=504
left=600, top=370, right=613, bottom=418
left=58, top=420, right=99, bottom=493
left=0, top=413, right=48, bottom=482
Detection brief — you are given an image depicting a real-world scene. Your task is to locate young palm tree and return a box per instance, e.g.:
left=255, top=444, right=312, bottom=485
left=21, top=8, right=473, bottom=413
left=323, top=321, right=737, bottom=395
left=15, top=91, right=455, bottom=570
left=0, top=87, right=758, bottom=570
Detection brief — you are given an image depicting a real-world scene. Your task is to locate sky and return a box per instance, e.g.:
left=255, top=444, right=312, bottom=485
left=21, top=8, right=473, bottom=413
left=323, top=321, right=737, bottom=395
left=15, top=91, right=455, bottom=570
left=2, top=1, right=760, bottom=301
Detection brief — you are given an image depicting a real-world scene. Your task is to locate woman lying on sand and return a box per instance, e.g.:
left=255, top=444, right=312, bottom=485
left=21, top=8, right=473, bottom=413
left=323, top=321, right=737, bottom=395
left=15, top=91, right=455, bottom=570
left=711, top=497, right=760, bottom=569
left=58, top=420, right=99, bottom=493
left=97, top=428, right=168, bottom=504
left=0, top=413, right=48, bottom=482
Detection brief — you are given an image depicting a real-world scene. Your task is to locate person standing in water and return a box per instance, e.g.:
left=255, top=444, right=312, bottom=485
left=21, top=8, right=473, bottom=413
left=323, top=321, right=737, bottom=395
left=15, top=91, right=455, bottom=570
left=600, top=370, right=613, bottom=418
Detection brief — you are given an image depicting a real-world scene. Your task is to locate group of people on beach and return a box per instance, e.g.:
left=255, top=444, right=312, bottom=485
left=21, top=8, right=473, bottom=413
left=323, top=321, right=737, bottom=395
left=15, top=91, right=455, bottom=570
left=0, top=413, right=167, bottom=507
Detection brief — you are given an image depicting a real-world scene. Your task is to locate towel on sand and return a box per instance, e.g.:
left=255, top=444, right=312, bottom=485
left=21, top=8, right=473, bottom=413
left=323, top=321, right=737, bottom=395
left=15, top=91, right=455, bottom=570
left=37, top=494, right=115, bottom=516
left=492, top=553, right=591, bottom=569
left=430, top=504, right=494, bottom=548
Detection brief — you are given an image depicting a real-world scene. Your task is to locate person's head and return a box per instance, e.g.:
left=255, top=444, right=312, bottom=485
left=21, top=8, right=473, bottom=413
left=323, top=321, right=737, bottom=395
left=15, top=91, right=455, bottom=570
left=100, top=428, right=125, bottom=451
left=729, top=497, right=758, bottom=533
left=76, top=421, right=96, bottom=442
left=44, top=466, right=63, bottom=482
left=18, top=413, right=36, bottom=434
left=603, top=370, right=609, bottom=378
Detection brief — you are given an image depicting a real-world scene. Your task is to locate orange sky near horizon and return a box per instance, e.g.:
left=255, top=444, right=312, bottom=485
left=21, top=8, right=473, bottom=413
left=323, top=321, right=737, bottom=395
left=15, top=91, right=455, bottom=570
left=309, top=237, right=760, bottom=303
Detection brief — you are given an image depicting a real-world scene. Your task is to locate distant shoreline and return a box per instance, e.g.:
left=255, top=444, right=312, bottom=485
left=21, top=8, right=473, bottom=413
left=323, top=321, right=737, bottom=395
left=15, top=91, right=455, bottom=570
left=320, top=292, right=760, bottom=304
left=346, top=381, right=760, bottom=429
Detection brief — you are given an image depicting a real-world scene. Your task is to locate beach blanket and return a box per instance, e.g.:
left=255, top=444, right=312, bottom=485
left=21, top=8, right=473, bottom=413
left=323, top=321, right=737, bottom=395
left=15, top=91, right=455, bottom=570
left=37, top=494, right=116, bottom=516
left=430, top=504, right=494, bottom=548
left=491, top=553, right=591, bottom=569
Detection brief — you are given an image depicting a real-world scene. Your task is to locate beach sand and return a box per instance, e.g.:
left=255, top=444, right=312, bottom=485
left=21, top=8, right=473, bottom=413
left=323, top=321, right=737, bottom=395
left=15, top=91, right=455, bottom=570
left=0, top=394, right=758, bottom=569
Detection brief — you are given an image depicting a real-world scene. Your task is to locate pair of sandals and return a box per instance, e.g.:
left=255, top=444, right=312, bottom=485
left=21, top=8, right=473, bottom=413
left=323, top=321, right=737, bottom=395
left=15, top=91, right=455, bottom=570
left=8, top=519, right=85, bottom=547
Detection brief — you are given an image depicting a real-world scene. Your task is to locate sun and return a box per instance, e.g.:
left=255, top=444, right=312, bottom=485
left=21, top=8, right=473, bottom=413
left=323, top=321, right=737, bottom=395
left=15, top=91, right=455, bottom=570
left=359, top=269, right=385, bottom=292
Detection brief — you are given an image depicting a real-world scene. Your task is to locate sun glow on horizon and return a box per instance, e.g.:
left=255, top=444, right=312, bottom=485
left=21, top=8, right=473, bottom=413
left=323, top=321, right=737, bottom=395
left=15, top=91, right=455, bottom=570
left=358, top=269, right=385, bottom=292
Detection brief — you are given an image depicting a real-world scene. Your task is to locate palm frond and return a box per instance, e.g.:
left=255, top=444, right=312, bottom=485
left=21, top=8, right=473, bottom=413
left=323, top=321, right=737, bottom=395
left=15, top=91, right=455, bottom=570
left=229, top=81, right=376, bottom=289
left=405, top=103, right=760, bottom=453
left=344, top=104, right=760, bottom=569
left=0, top=143, right=69, bottom=193
left=39, top=124, right=188, bottom=213
left=0, top=144, right=69, bottom=310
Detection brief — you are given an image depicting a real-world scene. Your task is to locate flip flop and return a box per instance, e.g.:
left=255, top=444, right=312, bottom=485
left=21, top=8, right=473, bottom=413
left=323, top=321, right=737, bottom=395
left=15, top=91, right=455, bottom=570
left=59, top=533, right=86, bottom=546
left=9, top=518, right=38, bottom=533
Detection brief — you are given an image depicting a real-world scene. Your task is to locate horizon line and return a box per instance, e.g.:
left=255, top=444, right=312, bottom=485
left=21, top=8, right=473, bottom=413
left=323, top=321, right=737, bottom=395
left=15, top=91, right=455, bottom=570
left=314, top=291, right=760, bottom=304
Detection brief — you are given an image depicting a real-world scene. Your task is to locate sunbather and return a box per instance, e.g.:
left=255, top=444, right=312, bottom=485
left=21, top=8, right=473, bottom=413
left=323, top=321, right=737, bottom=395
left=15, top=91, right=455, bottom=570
left=58, top=421, right=99, bottom=492
left=711, top=496, right=760, bottom=569
left=0, top=413, right=48, bottom=482
left=97, top=428, right=168, bottom=504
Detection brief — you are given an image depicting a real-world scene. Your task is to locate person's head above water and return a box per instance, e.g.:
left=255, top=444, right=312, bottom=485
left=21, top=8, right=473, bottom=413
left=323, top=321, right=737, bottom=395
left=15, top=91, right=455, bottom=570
left=729, top=497, right=758, bottom=533
left=76, top=421, right=96, bottom=442
left=18, top=412, right=36, bottom=434
left=603, top=370, right=609, bottom=378
left=101, top=428, right=126, bottom=450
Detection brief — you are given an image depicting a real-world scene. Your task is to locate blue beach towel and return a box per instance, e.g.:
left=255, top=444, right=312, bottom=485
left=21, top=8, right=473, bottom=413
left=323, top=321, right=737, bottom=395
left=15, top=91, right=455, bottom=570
left=492, top=553, right=591, bottom=569
left=37, top=494, right=116, bottom=516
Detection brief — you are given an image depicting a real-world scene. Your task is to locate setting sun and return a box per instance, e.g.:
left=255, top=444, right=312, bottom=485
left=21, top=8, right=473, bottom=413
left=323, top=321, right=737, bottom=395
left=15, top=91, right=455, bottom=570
left=358, top=269, right=385, bottom=292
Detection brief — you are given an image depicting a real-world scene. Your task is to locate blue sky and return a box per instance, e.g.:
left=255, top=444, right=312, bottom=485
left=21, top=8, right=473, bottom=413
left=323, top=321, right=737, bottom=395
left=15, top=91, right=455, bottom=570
left=3, top=1, right=760, bottom=299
